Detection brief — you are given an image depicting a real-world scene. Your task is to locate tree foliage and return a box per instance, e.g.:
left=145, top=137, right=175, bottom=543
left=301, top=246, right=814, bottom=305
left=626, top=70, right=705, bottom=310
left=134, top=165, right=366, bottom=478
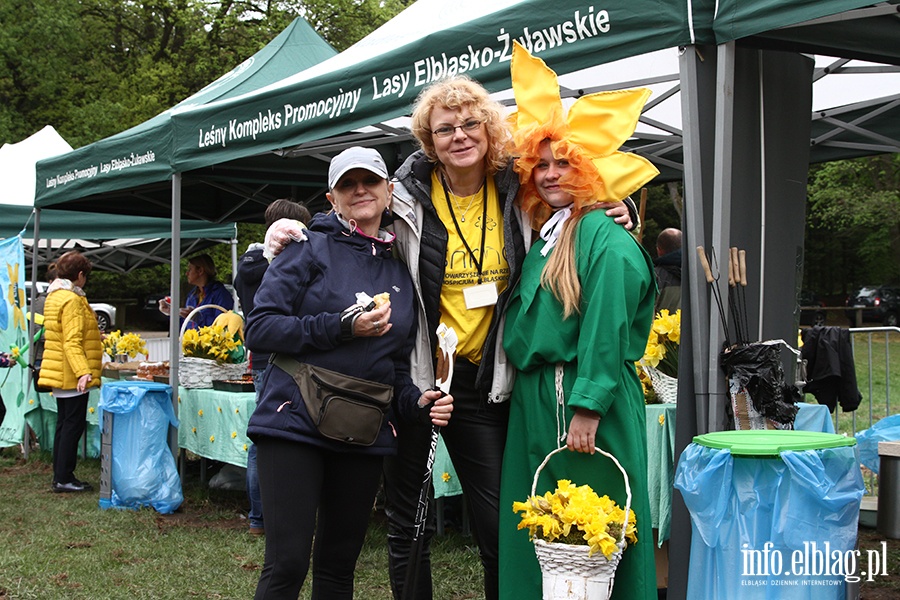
left=804, top=154, right=900, bottom=297
left=0, top=0, right=411, bottom=148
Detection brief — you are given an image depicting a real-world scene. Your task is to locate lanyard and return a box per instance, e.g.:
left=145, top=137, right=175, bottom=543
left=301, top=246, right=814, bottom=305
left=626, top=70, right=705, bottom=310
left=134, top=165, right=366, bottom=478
left=441, top=176, right=488, bottom=284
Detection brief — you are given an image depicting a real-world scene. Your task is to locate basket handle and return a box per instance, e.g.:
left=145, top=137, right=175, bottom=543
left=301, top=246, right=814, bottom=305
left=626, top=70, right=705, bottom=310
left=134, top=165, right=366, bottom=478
left=178, top=304, right=230, bottom=342
left=531, top=446, right=633, bottom=550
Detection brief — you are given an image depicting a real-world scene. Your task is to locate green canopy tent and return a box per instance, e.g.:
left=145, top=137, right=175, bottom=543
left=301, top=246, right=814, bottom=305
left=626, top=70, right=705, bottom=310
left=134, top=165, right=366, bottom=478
left=31, top=17, right=337, bottom=220
left=5, top=206, right=236, bottom=274
left=0, top=126, right=236, bottom=274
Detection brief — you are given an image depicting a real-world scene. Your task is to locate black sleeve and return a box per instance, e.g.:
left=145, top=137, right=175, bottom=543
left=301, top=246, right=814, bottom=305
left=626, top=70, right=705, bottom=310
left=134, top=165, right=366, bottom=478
left=623, top=195, right=640, bottom=232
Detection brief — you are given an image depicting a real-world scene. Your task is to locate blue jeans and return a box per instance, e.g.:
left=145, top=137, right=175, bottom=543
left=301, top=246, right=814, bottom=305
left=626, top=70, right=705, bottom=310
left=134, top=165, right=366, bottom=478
left=246, top=369, right=266, bottom=529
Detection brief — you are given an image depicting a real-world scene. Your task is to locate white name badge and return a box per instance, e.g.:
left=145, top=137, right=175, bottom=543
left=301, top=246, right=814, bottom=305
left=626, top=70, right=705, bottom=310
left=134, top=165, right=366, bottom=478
left=463, top=282, right=499, bottom=309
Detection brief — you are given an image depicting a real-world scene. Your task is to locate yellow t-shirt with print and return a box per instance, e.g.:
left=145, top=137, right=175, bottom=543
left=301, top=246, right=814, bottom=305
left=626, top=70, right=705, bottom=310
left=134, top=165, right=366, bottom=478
left=431, top=172, right=509, bottom=364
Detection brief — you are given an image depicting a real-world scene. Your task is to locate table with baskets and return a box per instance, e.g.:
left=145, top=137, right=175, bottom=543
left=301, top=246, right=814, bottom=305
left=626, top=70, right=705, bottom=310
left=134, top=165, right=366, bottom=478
left=175, top=303, right=253, bottom=468
left=176, top=386, right=255, bottom=468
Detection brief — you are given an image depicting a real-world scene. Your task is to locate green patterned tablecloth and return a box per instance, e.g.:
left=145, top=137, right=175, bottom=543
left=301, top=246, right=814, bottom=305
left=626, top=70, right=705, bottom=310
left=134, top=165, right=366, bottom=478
left=177, top=387, right=255, bottom=468
left=645, top=403, right=677, bottom=545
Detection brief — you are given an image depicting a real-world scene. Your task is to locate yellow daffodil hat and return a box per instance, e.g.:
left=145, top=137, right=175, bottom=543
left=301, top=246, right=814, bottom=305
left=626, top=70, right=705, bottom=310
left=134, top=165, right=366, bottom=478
left=508, top=42, right=660, bottom=228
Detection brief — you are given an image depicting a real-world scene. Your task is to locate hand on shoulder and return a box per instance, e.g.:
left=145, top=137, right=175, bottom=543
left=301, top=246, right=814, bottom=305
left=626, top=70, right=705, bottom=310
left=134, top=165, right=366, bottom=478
left=264, top=218, right=308, bottom=261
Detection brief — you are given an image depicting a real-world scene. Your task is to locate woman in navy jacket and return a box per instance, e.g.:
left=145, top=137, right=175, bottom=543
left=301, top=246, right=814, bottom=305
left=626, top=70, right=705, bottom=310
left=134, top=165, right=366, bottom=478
left=245, top=147, right=453, bottom=600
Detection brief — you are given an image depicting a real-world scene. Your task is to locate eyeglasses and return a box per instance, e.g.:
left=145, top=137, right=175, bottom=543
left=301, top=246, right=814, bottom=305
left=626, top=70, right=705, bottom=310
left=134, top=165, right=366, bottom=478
left=432, top=119, right=483, bottom=138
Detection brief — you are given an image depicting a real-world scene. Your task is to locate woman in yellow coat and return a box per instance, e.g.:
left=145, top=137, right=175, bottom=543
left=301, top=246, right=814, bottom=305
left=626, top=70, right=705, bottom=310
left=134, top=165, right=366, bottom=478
left=38, top=251, right=102, bottom=493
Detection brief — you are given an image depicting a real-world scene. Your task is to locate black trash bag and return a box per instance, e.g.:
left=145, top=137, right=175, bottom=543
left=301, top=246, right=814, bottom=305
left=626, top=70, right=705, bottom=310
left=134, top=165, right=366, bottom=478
left=720, top=343, right=800, bottom=426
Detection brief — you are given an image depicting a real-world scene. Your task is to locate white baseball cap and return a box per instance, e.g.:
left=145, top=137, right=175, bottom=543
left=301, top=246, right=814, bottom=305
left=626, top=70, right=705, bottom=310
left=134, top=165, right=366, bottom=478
left=328, top=147, right=389, bottom=190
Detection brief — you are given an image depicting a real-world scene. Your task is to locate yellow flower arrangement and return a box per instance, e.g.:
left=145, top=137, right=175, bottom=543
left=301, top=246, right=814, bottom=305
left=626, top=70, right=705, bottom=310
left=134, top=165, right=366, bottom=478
left=182, top=324, right=243, bottom=364
left=641, top=309, right=681, bottom=378
left=513, top=479, right=637, bottom=560
left=636, top=366, right=657, bottom=403
left=102, top=330, right=148, bottom=360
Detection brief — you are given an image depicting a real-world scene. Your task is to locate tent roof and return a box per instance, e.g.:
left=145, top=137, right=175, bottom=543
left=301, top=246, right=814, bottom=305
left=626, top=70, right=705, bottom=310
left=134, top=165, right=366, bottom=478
left=3, top=204, right=235, bottom=241
left=32, top=16, right=336, bottom=208
left=32, top=0, right=900, bottom=223
left=1, top=127, right=235, bottom=273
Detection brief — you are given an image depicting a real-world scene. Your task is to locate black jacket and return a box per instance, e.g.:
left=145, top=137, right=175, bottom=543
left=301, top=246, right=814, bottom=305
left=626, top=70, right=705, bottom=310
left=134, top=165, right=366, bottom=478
left=800, top=326, right=862, bottom=413
left=392, top=151, right=526, bottom=396
left=245, top=213, right=422, bottom=454
left=233, top=244, right=270, bottom=368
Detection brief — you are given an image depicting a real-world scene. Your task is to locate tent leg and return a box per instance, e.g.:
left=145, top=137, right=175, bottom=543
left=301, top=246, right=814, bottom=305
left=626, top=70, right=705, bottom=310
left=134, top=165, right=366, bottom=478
left=168, top=173, right=182, bottom=459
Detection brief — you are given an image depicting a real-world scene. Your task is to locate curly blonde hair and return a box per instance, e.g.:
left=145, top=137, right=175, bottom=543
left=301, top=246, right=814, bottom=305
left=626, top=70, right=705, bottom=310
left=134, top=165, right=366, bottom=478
left=410, top=76, right=512, bottom=175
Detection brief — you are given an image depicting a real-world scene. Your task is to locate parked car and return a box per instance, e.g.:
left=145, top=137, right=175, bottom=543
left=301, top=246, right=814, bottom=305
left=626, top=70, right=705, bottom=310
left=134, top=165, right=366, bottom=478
left=798, top=290, right=826, bottom=326
left=24, top=281, right=117, bottom=332
left=141, top=292, right=171, bottom=330
left=845, top=285, right=900, bottom=326
left=141, top=284, right=243, bottom=331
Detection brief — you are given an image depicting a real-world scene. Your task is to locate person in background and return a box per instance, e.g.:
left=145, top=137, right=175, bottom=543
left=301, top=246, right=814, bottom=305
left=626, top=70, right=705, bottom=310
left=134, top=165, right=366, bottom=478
left=265, top=78, right=637, bottom=600
left=28, top=262, right=57, bottom=393
left=0, top=351, right=13, bottom=424
left=497, top=43, right=659, bottom=600
left=37, top=251, right=103, bottom=493
left=245, top=147, right=453, bottom=600
left=234, top=198, right=311, bottom=537
left=654, top=227, right=682, bottom=313
left=158, top=253, right=233, bottom=329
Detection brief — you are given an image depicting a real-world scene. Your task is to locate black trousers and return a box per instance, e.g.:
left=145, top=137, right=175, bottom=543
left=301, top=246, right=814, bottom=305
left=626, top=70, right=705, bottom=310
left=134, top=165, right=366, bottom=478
left=254, top=437, right=384, bottom=600
left=383, top=360, right=509, bottom=600
left=52, top=392, right=89, bottom=484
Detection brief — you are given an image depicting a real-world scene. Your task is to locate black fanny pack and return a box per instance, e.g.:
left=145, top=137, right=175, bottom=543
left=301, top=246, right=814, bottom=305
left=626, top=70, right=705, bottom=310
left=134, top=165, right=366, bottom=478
left=272, top=354, right=392, bottom=446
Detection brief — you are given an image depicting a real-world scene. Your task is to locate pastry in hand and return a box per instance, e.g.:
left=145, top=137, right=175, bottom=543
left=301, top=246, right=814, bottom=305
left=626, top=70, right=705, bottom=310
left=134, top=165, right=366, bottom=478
left=373, top=292, right=391, bottom=307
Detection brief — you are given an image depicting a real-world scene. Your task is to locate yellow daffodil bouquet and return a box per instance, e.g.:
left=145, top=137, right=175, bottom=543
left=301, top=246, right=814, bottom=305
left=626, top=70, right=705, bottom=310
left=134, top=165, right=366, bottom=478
left=636, top=367, right=658, bottom=403
left=182, top=324, right=243, bottom=364
left=641, top=309, right=681, bottom=378
left=513, top=479, right=637, bottom=560
left=103, top=330, right=148, bottom=360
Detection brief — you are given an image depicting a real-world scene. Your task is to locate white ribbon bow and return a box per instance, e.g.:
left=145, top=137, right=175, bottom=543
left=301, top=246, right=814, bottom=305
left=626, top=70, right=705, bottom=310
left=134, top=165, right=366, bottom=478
left=539, top=205, right=573, bottom=256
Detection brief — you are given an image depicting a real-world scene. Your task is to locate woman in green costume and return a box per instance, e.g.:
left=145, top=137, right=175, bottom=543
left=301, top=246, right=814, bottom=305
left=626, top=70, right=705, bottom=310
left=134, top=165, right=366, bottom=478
left=498, top=43, right=661, bottom=600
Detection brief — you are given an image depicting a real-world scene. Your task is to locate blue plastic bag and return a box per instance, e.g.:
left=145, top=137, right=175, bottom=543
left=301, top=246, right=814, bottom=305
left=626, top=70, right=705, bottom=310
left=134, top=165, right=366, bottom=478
left=674, top=442, right=864, bottom=599
left=855, top=413, right=900, bottom=474
left=99, top=382, right=183, bottom=514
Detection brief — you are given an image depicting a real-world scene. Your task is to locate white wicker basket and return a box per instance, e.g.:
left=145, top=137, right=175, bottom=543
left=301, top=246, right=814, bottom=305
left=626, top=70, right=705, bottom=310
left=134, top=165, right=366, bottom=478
left=643, top=365, right=678, bottom=404
left=530, top=447, right=632, bottom=600
left=178, top=304, right=247, bottom=389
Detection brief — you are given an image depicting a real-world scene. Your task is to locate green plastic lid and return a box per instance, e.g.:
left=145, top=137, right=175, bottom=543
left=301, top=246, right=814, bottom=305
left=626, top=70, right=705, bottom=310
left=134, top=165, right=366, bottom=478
left=693, top=430, right=856, bottom=457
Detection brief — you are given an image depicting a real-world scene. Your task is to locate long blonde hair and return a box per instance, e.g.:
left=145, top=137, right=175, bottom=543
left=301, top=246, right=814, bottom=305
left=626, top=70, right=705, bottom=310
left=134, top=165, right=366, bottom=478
left=539, top=205, right=603, bottom=319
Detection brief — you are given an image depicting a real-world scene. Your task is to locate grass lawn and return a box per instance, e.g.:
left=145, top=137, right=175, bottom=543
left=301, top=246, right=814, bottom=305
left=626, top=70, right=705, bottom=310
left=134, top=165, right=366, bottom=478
left=0, top=449, right=484, bottom=600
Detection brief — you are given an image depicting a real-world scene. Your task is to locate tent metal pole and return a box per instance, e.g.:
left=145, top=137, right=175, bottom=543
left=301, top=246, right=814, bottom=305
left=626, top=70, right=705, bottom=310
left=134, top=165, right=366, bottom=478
left=230, top=237, right=238, bottom=285
left=23, top=208, right=43, bottom=461
left=680, top=46, right=711, bottom=433
left=168, top=173, right=182, bottom=459
left=757, top=53, right=767, bottom=342
left=708, top=42, right=736, bottom=434
left=667, top=43, right=714, bottom=600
